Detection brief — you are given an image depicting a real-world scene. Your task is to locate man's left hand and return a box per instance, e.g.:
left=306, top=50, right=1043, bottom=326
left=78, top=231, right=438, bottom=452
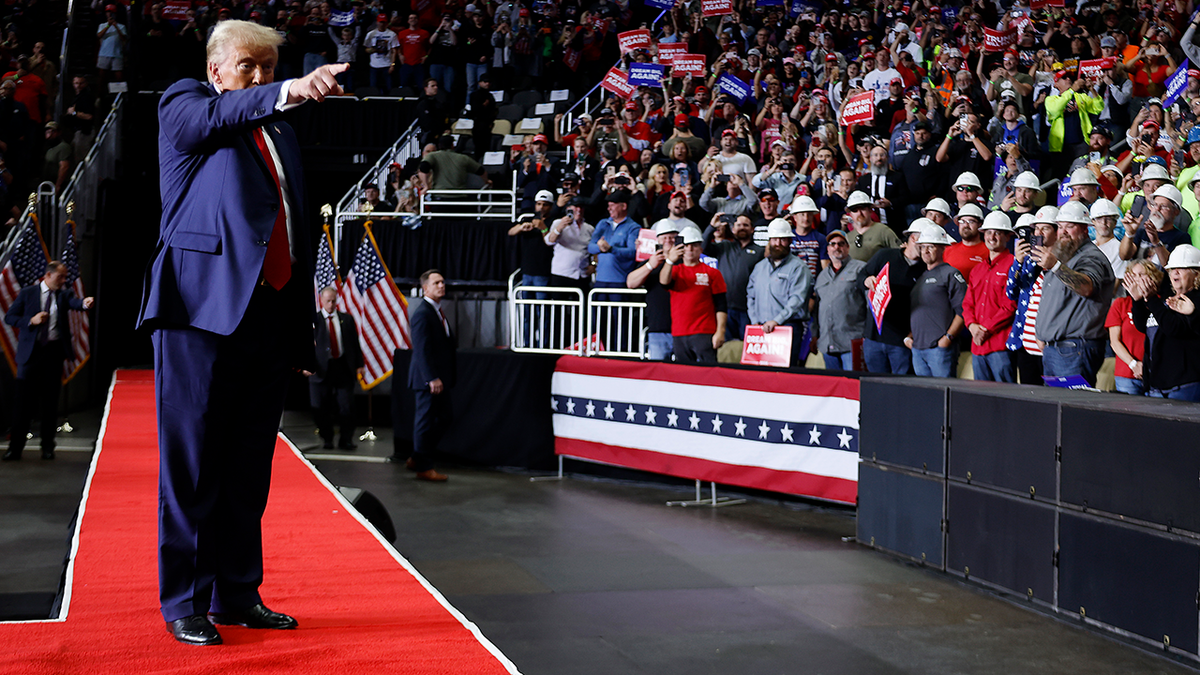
left=762, top=320, right=779, bottom=333
left=287, top=63, right=350, bottom=104
left=82, top=297, right=94, bottom=309
left=712, top=331, right=725, bottom=350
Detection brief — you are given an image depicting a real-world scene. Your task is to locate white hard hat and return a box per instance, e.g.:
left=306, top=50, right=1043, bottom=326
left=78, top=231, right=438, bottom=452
left=954, top=171, right=982, bottom=190
left=917, top=227, right=955, bottom=245
left=1089, top=199, right=1121, bottom=220
left=1165, top=244, right=1200, bottom=269
left=904, top=217, right=937, bottom=234
left=981, top=211, right=1014, bottom=232
left=1068, top=167, right=1100, bottom=187
left=957, top=203, right=984, bottom=221
left=535, top=189, right=556, bottom=203
left=1015, top=213, right=1037, bottom=231
left=766, top=218, right=795, bottom=239
left=1032, top=205, right=1059, bottom=225
left=1013, top=171, right=1042, bottom=192
left=653, top=219, right=680, bottom=235
left=1139, top=164, right=1171, bottom=184
left=846, top=190, right=874, bottom=209
left=789, top=195, right=818, bottom=214
left=1056, top=200, right=1092, bottom=225
left=679, top=226, right=703, bottom=245
left=1153, top=184, right=1185, bottom=209
left=923, top=197, right=952, bottom=216
left=1101, top=164, right=1123, bottom=179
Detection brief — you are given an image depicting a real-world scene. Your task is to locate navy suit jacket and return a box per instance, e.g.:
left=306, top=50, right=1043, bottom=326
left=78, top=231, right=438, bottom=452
left=312, top=310, right=363, bottom=383
left=3, top=283, right=86, bottom=375
left=407, top=299, right=456, bottom=391
left=138, top=79, right=313, bottom=357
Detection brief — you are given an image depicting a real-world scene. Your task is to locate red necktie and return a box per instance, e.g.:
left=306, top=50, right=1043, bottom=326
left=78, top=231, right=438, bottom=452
left=437, top=307, right=449, bottom=336
left=328, top=315, right=340, bottom=358
left=253, top=127, right=292, bottom=290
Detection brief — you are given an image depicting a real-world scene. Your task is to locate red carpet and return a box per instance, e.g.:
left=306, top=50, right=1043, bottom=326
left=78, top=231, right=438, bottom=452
left=0, top=371, right=520, bottom=674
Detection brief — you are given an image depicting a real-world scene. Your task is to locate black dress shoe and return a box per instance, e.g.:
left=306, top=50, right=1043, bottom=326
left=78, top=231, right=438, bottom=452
left=167, top=616, right=223, bottom=645
left=1, top=449, right=20, bottom=461
left=209, top=603, right=298, bottom=630
left=41, top=449, right=55, bottom=460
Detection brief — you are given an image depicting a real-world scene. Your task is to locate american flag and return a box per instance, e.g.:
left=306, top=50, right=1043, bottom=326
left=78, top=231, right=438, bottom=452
left=313, top=224, right=342, bottom=308
left=0, top=218, right=50, bottom=374
left=337, top=224, right=410, bottom=389
left=61, top=224, right=90, bottom=383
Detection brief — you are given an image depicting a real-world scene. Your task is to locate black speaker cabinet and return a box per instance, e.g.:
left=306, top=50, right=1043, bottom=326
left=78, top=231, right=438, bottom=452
left=338, top=486, right=397, bottom=543
left=858, top=463, right=945, bottom=568
left=1061, top=401, right=1200, bottom=534
left=1059, top=511, right=1200, bottom=656
left=946, top=482, right=1055, bottom=603
left=859, top=378, right=947, bottom=474
left=947, top=387, right=1057, bottom=499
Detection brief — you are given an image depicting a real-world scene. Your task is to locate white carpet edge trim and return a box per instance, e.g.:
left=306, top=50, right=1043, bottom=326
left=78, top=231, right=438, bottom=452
left=282, top=435, right=525, bottom=675
left=0, top=369, right=118, bottom=625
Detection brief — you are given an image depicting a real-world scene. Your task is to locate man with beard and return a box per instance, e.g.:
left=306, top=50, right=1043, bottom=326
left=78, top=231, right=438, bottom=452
left=1006, top=208, right=1057, bottom=385
left=1066, top=167, right=1100, bottom=208
left=936, top=114, right=994, bottom=199
left=1121, top=183, right=1191, bottom=267
left=904, top=226, right=966, bottom=378
left=1068, top=126, right=1115, bottom=173
left=944, top=204, right=987, bottom=277
left=1001, top=171, right=1041, bottom=228
left=812, top=229, right=868, bottom=371
left=845, top=191, right=902, bottom=263
left=963, top=212, right=1018, bottom=382
left=747, top=219, right=813, bottom=365
left=1032, top=200, right=1116, bottom=386
left=898, top=121, right=940, bottom=223
left=660, top=227, right=727, bottom=364
left=703, top=213, right=764, bottom=341
left=856, top=144, right=907, bottom=232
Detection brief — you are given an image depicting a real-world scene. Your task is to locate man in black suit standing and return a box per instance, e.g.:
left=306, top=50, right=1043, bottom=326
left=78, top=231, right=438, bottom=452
left=856, top=143, right=909, bottom=235
left=400, top=269, right=453, bottom=482
left=3, top=261, right=94, bottom=461
left=307, top=286, right=363, bottom=450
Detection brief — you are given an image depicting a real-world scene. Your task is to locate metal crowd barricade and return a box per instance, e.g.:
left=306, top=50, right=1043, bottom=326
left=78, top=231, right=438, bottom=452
left=507, top=269, right=585, bottom=354
left=585, top=287, right=647, bottom=359
left=419, top=171, right=518, bottom=221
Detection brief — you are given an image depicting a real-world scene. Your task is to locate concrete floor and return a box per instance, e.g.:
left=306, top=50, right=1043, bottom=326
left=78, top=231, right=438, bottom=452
left=0, top=408, right=1194, bottom=674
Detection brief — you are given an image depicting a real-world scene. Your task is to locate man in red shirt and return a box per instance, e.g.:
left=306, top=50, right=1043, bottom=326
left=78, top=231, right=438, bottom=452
left=963, top=212, right=1018, bottom=382
left=945, top=203, right=987, bottom=276
left=3, top=56, right=46, bottom=124
left=620, top=99, right=658, bottom=164
left=396, top=13, right=431, bottom=89
left=659, top=226, right=728, bottom=363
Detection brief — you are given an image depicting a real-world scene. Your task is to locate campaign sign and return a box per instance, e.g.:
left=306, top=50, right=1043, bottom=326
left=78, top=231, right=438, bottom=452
left=1165, top=59, right=1191, bottom=108
left=635, top=229, right=658, bottom=261
left=741, top=325, right=794, bottom=367
left=839, top=91, right=875, bottom=126
left=940, top=6, right=957, bottom=24
left=563, top=48, right=581, bottom=72
left=329, top=9, right=356, bottom=26
left=600, top=67, right=635, bottom=99
left=1043, top=374, right=1094, bottom=389
left=758, top=0, right=785, bottom=7
left=591, top=17, right=611, bottom=35
left=702, top=0, right=734, bottom=16
left=618, top=29, right=652, bottom=54
left=983, top=28, right=1017, bottom=52
left=671, top=53, right=707, bottom=78
left=869, top=262, right=892, bottom=334
left=163, top=0, right=190, bottom=19
left=629, top=62, right=666, bottom=87
left=657, top=42, right=688, bottom=65
left=1077, top=58, right=1112, bottom=79
left=1012, top=15, right=1032, bottom=32
left=717, top=73, right=752, bottom=104
left=646, top=0, right=675, bottom=8
left=1057, top=177, right=1072, bottom=206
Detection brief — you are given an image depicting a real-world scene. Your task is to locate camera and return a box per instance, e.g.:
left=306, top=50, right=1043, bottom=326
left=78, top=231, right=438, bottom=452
left=598, top=117, right=614, bottom=126
left=614, top=175, right=631, bottom=186
left=960, top=114, right=969, bottom=129
left=1015, top=224, right=1034, bottom=245
left=1032, top=234, right=1044, bottom=248
left=779, top=162, right=794, bottom=171
left=715, top=174, right=731, bottom=182
left=719, top=213, right=736, bottom=225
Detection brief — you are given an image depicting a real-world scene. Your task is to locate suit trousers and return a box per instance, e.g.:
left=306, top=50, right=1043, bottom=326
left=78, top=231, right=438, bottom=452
left=411, top=388, right=452, bottom=472
left=309, top=360, right=355, bottom=445
left=153, top=284, right=291, bottom=622
left=7, top=340, right=66, bottom=454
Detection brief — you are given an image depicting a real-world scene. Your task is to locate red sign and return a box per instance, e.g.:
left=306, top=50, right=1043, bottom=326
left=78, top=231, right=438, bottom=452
left=701, top=0, right=733, bottom=15
left=591, top=17, right=611, bottom=35
left=600, top=67, right=635, bottom=99
left=162, top=0, right=190, bottom=19
left=741, top=325, right=794, bottom=368
left=671, top=53, right=706, bottom=78
left=657, top=42, right=687, bottom=66
left=1030, top=0, right=1065, bottom=7
left=567, top=333, right=607, bottom=354
left=839, top=91, right=875, bottom=126
left=983, top=27, right=1017, bottom=52
left=869, top=263, right=892, bottom=334
left=1078, top=57, right=1114, bottom=79
left=635, top=228, right=657, bottom=261
left=618, top=29, right=652, bottom=55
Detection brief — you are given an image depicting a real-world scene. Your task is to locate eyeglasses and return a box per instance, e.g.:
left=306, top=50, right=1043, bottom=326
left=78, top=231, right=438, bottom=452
left=828, top=240, right=848, bottom=247
left=956, top=186, right=978, bottom=192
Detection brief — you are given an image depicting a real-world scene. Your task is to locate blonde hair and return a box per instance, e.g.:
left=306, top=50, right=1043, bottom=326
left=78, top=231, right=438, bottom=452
left=1127, top=258, right=1164, bottom=289
left=207, top=20, right=284, bottom=74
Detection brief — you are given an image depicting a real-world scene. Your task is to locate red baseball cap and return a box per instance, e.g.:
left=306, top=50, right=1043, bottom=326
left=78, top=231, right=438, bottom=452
left=1142, top=120, right=1160, bottom=130
left=105, top=3, right=117, bottom=10
left=890, top=77, right=903, bottom=85
left=674, top=113, right=690, bottom=128
left=826, top=54, right=837, bottom=61
left=624, top=100, right=638, bottom=111
left=863, top=51, right=875, bottom=60
left=532, top=133, right=549, bottom=144
left=377, top=13, right=388, bottom=21
left=721, top=128, right=737, bottom=138
left=694, top=85, right=708, bottom=93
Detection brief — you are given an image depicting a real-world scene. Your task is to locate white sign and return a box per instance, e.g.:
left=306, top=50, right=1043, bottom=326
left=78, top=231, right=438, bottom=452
left=535, top=102, right=556, bottom=115
left=550, top=89, right=570, bottom=102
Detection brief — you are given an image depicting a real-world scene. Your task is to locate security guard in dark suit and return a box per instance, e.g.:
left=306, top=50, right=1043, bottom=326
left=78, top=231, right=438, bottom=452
left=399, top=269, right=455, bottom=482
left=308, top=286, right=363, bottom=449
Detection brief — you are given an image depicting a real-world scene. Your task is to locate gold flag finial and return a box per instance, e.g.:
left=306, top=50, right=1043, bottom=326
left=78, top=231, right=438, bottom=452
left=66, top=201, right=75, bottom=217
left=27, top=193, right=37, bottom=208
left=361, top=201, right=375, bottom=214
left=320, top=203, right=333, bottom=218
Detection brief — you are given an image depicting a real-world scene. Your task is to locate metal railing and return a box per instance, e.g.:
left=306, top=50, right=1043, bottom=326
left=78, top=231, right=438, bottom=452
left=585, top=287, right=648, bottom=359
left=57, top=92, right=123, bottom=245
left=506, top=270, right=648, bottom=358
left=420, top=171, right=518, bottom=220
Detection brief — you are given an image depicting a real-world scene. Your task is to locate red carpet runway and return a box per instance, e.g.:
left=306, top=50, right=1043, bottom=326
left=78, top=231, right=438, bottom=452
left=0, top=370, right=520, bottom=674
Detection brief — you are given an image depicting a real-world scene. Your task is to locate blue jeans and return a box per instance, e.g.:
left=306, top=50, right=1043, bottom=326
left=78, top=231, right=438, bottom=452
left=1148, top=381, right=1200, bottom=401
left=648, top=332, right=673, bottom=361
left=429, top=63, right=454, bottom=94
left=397, top=64, right=425, bottom=89
left=913, top=347, right=955, bottom=378
left=1042, top=338, right=1106, bottom=386
left=303, top=52, right=327, bottom=76
left=972, top=350, right=1016, bottom=382
left=726, top=308, right=751, bottom=341
left=521, top=274, right=550, bottom=348
left=465, top=62, right=488, bottom=92
left=823, top=352, right=855, bottom=371
left=863, top=338, right=911, bottom=374
left=1114, top=375, right=1146, bottom=396
left=369, top=66, right=391, bottom=91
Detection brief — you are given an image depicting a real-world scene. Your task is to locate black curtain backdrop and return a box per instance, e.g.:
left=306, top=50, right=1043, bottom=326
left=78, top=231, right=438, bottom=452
left=340, top=218, right=520, bottom=283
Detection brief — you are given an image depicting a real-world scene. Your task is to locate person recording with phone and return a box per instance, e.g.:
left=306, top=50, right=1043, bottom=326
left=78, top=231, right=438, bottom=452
left=1045, top=68, right=1104, bottom=179
left=751, top=151, right=803, bottom=207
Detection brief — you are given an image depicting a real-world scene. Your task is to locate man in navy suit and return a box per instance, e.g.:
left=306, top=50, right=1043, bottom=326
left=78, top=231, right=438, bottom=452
left=306, top=286, right=363, bottom=449
left=2, top=261, right=94, bottom=461
left=396, top=269, right=454, bottom=482
left=136, top=20, right=348, bottom=646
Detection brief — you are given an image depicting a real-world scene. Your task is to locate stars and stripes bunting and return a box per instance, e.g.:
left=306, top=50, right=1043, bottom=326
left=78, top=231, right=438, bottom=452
left=0, top=214, right=50, bottom=375
left=337, top=222, right=411, bottom=390
left=61, top=221, right=90, bottom=383
left=313, top=223, right=342, bottom=308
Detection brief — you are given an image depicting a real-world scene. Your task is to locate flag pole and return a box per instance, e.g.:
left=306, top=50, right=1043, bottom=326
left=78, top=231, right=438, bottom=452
left=57, top=200, right=76, bottom=435
left=353, top=203, right=378, bottom=444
